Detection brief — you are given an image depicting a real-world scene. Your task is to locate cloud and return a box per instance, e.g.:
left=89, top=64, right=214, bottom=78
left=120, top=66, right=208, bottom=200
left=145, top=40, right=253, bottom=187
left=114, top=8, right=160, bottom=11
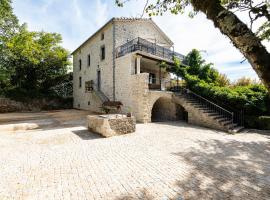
left=12, top=0, right=269, bottom=80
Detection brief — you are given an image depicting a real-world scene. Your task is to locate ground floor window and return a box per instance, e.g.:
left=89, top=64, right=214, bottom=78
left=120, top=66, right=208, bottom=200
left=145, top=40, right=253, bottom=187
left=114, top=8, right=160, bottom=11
left=79, top=77, right=82, bottom=88
left=149, top=73, right=156, bottom=84
left=85, top=81, right=93, bottom=92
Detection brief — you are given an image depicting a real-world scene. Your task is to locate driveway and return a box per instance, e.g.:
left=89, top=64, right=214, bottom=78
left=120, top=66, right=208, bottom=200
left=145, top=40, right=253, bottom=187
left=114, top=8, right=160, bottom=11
left=0, top=113, right=269, bottom=199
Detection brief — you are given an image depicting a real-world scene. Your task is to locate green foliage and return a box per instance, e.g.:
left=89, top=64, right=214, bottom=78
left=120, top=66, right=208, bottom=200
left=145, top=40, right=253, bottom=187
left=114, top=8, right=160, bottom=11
left=116, top=0, right=270, bottom=41
left=233, top=76, right=260, bottom=87
left=115, top=0, right=270, bottom=41
left=216, top=73, right=230, bottom=87
left=170, top=49, right=219, bottom=84
left=256, top=21, right=270, bottom=41
left=168, top=49, right=269, bottom=117
left=245, top=116, right=270, bottom=130
left=0, top=0, right=19, bottom=90
left=0, top=0, right=71, bottom=100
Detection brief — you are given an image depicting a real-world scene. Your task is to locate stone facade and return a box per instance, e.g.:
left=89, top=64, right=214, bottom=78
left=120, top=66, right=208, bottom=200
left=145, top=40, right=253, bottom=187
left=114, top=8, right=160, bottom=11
left=72, top=18, right=229, bottom=132
left=72, top=22, right=114, bottom=112
left=72, top=18, right=174, bottom=121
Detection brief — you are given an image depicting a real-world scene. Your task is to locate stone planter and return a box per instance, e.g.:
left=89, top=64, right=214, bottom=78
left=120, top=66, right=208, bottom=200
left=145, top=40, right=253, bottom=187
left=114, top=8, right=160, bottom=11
left=87, top=114, right=136, bottom=137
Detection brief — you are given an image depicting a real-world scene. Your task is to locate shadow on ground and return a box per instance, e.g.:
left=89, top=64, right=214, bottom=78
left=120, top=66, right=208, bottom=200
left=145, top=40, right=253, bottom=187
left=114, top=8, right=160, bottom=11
left=115, top=138, right=270, bottom=200
left=72, top=129, right=104, bottom=140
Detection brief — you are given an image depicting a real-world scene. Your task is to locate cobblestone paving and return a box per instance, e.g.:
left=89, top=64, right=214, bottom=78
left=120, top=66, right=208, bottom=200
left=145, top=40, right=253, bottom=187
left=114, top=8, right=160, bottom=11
left=0, top=122, right=269, bottom=200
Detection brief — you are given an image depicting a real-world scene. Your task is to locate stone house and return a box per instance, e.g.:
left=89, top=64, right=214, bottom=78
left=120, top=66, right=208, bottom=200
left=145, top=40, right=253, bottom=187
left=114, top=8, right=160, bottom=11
left=72, top=17, right=243, bottom=132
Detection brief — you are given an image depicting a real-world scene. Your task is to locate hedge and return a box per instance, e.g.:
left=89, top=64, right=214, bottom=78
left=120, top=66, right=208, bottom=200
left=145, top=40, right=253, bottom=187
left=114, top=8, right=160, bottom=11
left=245, top=116, right=270, bottom=130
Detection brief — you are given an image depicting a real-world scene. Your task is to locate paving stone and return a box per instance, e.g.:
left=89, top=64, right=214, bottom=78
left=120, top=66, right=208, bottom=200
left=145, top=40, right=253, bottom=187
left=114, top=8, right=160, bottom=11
left=0, top=121, right=269, bottom=199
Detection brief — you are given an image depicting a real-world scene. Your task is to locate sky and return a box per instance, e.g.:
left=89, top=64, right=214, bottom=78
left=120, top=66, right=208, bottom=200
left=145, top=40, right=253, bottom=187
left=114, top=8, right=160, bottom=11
left=12, top=0, right=270, bottom=81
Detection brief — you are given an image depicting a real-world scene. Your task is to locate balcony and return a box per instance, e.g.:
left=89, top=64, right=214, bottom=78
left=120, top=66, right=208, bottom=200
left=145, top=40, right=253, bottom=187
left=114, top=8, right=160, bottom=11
left=115, top=37, right=184, bottom=62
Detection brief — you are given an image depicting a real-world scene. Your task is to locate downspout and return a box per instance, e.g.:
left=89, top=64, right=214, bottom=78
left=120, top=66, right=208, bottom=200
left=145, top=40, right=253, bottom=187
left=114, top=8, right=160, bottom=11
left=112, top=19, right=116, bottom=101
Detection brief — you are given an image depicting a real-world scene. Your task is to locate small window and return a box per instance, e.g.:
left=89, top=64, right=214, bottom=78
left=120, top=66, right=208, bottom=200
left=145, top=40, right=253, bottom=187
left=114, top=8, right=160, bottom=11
left=79, top=59, right=82, bottom=70
left=101, top=33, right=104, bottom=40
left=85, top=81, right=93, bottom=92
left=88, top=101, right=90, bottom=105
left=79, top=76, right=82, bottom=88
left=149, top=73, right=156, bottom=84
left=87, top=54, right=90, bottom=66
left=101, top=46, right=105, bottom=60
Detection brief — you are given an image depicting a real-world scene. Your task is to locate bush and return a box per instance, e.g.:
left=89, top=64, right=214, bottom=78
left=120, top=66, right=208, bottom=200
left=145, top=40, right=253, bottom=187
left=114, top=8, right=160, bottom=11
left=245, top=115, right=270, bottom=130
left=186, top=77, right=269, bottom=115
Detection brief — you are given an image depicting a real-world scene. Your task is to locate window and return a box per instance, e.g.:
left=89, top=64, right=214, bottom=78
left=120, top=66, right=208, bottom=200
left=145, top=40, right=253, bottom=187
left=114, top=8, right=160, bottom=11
left=85, top=81, right=93, bottom=92
left=101, top=33, right=104, bottom=40
left=101, top=46, right=105, bottom=60
left=79, top=77, right=82, bottom=88
left=149, top=73, right=156, bottom=84
left=79, top=59, right=82, bottom=70
left=87, top=54, right=90, bottom=66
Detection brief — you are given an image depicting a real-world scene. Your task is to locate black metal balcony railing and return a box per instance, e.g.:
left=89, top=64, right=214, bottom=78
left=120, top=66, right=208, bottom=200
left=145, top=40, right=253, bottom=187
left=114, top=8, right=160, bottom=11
left=115, top=37, right=185, bottom=62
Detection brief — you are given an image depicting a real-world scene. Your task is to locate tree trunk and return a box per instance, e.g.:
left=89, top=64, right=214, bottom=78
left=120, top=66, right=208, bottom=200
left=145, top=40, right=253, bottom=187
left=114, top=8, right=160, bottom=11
left=191, top=0, right=270, bottom=93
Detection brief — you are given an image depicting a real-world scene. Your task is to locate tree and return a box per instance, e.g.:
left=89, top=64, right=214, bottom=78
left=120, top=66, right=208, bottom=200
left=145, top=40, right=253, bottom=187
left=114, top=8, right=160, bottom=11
left=116, top=0, right=270, bottom=93
left=0, top=0, right=19, bottom=91
left=233, top=76, right=260, bottom=86
left=171, top=49, right=219, bottom=84
left=3, top=25, right=70, bottom=97
left=0, top=0, right=70, bottom=98
left=216, top=73, right=230, bottom=86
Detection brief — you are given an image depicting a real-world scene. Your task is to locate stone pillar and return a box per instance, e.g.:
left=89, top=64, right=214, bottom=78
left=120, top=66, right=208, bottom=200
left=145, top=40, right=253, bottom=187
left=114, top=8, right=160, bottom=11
left=136, top=55, right=142, bottom=74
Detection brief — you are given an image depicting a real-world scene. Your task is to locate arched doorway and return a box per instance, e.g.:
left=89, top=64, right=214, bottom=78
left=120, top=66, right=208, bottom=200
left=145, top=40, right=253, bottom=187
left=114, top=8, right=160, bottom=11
left=151, top=97, right=188, bottom=122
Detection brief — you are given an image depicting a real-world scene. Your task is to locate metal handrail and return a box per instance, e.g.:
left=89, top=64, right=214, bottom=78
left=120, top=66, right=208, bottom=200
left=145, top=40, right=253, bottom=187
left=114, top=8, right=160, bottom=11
left=92, top=83, right=110, bottom=103
left=115, top=37, right=185, bottom=62
left=173, top=86, right=238, bottom=127
left=185, top=89, right=233, bottom=116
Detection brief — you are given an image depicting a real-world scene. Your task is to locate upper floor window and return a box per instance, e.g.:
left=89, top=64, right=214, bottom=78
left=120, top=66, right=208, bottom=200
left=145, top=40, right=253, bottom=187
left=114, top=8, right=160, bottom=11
left=79, top=76, right=82, bottom=88
left=101, top=33, right=104, bottom=40
left=101, top=46, right=105, bottom=60
left=79, top=59, right=82, bottom=70
left=87, top=54, right=90, bottom=66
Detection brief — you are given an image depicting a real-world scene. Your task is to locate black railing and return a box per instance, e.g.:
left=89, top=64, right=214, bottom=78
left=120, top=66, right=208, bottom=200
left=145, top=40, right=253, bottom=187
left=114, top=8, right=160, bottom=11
left=172, top=86, right=245, bottom=128
left=115, top=37, right=185, bottom=62
left=185, top=89, right=234, bottom=125
left=209, top=98, right=245, bottom=127
left=92, top=82, right=110, bottom=103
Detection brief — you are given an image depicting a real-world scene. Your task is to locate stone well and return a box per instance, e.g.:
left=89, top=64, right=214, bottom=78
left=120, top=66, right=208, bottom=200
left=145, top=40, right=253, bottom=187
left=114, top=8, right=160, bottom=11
left=87, top=114, right=136, bottom=137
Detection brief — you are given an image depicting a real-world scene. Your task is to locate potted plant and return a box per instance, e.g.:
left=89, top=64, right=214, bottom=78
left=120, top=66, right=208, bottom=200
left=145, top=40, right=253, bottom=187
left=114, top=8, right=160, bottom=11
left=127, top=107, right=132, bottom=117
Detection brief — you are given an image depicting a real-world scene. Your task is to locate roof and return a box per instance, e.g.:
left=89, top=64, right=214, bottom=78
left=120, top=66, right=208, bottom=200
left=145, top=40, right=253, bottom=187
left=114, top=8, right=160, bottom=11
left=71, top=17, right=174, bottom=55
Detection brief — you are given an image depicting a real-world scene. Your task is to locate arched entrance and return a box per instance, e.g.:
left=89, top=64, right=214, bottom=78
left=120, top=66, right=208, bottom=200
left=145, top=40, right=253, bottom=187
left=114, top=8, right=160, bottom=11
left=151, top=97, right=188, bottom=122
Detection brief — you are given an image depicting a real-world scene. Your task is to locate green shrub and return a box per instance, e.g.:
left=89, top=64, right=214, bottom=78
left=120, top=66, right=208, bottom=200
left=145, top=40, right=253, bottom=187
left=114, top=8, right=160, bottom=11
left=169, top=49, right=270, bottom=127
left=258, top=116, right=270, bottom=130
left=245, top=115, right=270, bottom=130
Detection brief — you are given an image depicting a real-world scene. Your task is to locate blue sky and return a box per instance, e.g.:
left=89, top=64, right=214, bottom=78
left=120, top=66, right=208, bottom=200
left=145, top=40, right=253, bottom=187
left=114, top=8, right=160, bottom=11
left=12, top=0, right=270, bottom=81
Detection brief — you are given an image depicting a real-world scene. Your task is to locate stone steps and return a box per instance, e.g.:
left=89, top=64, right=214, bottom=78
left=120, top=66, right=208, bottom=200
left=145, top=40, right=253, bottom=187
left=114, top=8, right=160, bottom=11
left=172, top=93, right=242, bottom=133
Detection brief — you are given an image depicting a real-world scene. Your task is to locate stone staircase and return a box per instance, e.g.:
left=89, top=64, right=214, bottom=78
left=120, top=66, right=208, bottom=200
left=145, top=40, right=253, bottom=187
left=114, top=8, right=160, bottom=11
left=93, top=84, right=123, bottom=113
left=172, top=88, right=244, bottom=133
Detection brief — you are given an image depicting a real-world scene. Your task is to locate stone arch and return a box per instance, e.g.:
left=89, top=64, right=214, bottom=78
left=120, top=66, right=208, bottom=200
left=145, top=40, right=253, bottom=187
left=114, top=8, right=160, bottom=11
left=150, top=95, right=188, bottom=122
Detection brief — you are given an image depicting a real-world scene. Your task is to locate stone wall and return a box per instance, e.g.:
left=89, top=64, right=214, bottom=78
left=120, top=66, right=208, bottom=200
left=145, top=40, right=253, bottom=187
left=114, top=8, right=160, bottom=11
left=0, top=97, right=73, bottom=113
left=73, top=23, right=114, bottom=111
left=87, top=114, right=136, bottom=137
left=114, top=19, right=172, bottom=48
left=151, top=97, right=183, bottom=121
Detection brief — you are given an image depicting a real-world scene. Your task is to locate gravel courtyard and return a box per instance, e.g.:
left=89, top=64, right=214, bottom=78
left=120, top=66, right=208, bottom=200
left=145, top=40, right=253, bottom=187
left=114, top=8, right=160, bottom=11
left=0, top=116, right=270, bottom=199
